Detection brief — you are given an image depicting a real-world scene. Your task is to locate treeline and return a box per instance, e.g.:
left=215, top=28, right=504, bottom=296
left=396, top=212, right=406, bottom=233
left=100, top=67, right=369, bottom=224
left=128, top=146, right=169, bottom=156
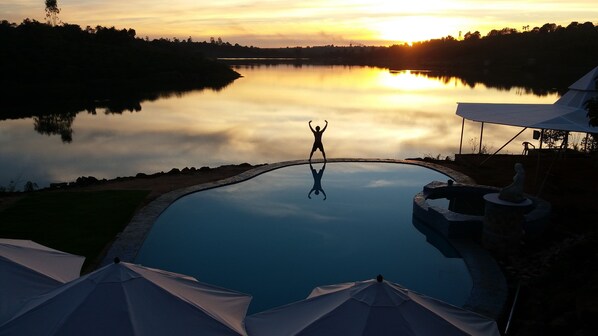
left=151, top=21, right=598, bottom=93
left=0, top=19, right=241, bottom=115
left=402, top=22, right=598, bottom=71
left=2, top=19, right=597, bottom=118
left=198, top=21, right=598, bottom=73
left=193, top=21, right=598, bottom=96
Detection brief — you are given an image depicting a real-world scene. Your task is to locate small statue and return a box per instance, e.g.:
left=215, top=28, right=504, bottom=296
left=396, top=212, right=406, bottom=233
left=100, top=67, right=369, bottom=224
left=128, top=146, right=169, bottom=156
left=499, top=163, right=526, bottom=203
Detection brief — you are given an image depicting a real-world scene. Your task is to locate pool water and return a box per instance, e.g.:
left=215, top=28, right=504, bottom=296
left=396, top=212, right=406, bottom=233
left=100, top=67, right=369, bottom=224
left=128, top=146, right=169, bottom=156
left=136, top=162, right=472, bottom=313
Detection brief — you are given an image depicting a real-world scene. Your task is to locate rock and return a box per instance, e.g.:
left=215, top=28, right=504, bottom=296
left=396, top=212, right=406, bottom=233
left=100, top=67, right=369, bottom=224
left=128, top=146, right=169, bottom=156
left=75, top=176, right=99, bottom=186
left=49, top=182, right=68, bottom=189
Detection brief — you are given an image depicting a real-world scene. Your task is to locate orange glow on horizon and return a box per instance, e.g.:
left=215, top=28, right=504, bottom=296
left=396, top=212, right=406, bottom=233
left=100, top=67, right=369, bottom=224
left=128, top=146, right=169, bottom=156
left=1, top=0, right=597, bottom=47
left=372, top=16, right=466, bottom=45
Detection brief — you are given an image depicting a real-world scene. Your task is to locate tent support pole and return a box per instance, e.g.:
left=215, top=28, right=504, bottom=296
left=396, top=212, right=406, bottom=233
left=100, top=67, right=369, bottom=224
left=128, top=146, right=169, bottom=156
left=480, top=127, right=527, bottom=166
left=459, top=118, right=465, bottom=154
left=478, top=122, right=484, bottom=154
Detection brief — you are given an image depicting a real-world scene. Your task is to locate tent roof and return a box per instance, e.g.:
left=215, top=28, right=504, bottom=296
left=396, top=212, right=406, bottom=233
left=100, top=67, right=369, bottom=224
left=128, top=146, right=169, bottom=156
left=456, top=66, right=598, bottom=133
left=455, top=102, right=597, bottom=133
left=568, top=66, right=598, bottom=91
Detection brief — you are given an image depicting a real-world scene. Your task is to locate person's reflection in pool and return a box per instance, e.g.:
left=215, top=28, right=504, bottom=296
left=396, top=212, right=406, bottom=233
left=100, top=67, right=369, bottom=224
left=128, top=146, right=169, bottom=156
left=308, top=162, right=327, bottom=200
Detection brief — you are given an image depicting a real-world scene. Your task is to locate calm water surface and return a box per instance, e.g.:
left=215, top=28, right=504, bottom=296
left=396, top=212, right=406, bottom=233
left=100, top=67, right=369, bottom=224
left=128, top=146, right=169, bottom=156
left=0, top=66, right=559, bottom=188
left=136, top=162, right=471, bottom=314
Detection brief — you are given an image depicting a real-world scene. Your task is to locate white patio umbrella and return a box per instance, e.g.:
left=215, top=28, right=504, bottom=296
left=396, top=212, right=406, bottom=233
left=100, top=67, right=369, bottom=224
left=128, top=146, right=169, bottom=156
left=0, top=259, right=252, bottom=336
left=246, top=276, right=500, bottom=336
left=0, top=239, right=84, bottom=323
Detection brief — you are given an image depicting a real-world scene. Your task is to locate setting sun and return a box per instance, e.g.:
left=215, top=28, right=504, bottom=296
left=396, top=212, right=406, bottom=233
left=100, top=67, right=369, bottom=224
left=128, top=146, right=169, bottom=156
left=373, top=16, right=465, bottom=44
left=362, top=0, right=465, bottom=43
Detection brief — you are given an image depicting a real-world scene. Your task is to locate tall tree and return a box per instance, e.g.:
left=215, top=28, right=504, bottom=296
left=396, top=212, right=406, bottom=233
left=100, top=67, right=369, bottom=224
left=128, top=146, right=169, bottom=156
left=586, top=97, right=598, bottom=127
left=45, top=0, right=60, bottom=26
left=584, top=97, right=598, bottom=153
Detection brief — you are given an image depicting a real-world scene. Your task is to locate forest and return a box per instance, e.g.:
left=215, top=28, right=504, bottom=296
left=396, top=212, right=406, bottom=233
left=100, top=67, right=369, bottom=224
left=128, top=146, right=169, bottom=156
left=190, top=22, right=598, bottom=71
left=1, top=19, right=597, bottom=119
left=0, top=19, right=241, bottom=117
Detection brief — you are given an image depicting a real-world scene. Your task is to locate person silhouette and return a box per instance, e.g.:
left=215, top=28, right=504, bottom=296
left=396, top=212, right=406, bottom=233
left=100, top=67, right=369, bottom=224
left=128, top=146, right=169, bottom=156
left=308, top=162, right=327, bottom=200
left=309, top=120, right=328, bottom=161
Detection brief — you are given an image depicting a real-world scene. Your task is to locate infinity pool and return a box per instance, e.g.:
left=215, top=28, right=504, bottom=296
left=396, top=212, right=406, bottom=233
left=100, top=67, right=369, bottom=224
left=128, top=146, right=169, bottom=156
left=136, top=162, right=472, bottom=313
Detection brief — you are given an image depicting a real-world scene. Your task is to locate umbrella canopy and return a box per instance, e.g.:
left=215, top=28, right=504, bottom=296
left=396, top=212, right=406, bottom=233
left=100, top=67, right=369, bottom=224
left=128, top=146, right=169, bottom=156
left=246, top=276, right=500, bottom=336
left=456, top=66, right=598, bottom=133
left=0, top=239, right=84, bottom=323
left=0, top=259, right=252, bottom=336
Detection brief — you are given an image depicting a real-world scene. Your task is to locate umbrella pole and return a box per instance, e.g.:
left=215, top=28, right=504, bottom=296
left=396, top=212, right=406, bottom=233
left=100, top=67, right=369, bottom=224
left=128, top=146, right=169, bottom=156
left=504, top=282, right=521, bottom=335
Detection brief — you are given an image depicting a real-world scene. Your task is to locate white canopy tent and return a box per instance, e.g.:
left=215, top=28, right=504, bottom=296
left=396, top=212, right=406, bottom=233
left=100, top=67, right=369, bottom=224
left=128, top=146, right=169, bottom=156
left=0, top=260, right=252, bottom=336
left=246, top=277, right=500, bottom=336
left=455, top=66, right=598, bottom=154
left=457, top=103, right=596, bottom=133
left=0, top=239, right=84, bottom=324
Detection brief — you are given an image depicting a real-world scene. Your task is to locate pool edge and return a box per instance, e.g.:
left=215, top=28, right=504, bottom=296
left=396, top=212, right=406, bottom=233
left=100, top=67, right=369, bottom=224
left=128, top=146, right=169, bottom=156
left=101, top=158, right=505, bottom=318
left=102, top=158, right=471, bottom=264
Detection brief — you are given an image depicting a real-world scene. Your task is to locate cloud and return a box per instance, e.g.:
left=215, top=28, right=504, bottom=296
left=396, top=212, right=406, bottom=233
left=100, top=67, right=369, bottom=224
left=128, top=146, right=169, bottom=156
left=365, top=179, right=398, bottom=188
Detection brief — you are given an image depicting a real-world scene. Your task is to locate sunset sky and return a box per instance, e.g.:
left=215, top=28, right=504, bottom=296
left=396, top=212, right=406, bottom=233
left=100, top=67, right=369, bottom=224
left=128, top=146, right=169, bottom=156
left=1, top=0, right=597, bottom=47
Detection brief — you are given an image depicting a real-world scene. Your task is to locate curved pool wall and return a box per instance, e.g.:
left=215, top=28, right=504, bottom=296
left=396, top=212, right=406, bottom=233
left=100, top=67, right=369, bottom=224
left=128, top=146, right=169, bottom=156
left=102, top=159, right=506, bottom=318
left=413, top=181, right=552, bottom=240
left=102, top=159, right=474, bottom=266
left=412, top=180, right=552, bottom=318
left=136, top=162, right=473, bottom=313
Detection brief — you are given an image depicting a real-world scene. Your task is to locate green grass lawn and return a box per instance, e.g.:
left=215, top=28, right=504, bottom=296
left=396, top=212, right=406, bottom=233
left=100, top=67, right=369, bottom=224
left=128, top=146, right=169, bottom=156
left=0, top=190, right=149, bottom=270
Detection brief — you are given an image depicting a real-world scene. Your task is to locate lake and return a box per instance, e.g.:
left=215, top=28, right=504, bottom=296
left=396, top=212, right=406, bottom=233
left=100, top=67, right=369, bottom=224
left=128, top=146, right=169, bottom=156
left=0, top=65, right=560, bottom=189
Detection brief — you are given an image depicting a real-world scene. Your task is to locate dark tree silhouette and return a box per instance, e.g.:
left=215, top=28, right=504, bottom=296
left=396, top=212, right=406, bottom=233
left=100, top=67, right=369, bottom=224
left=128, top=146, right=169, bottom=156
left=585, top=97, right=598, bottom=127
left=34, top=112, right=76, bottom=143
left=45, top=0, right=60, bottom=26
left=583, top=97, right=598, bottom=153
left=541, top=130, right=569, bottom=149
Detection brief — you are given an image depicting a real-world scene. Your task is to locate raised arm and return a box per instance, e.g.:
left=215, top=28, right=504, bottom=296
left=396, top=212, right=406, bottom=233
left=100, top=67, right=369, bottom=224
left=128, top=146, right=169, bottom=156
left=321, top=120, right=328, bottom=132
left=309, top=120, right=315, bottom=133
